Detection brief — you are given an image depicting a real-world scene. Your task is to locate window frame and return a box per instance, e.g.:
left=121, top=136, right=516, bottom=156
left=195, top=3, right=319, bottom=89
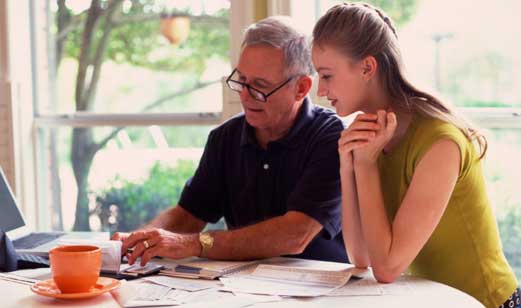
left=7, top=0, right=256, bottom=231
left=6, top=0, right=521, bottom=231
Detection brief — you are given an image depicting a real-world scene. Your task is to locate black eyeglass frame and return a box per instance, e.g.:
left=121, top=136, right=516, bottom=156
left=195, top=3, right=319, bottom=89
left=225, top=68, right=296, bottom=103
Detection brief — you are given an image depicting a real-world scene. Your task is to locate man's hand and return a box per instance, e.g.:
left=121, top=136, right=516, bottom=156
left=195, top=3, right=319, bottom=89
left=120, top=228, right=201, bottom=266
left=111, top=232, right=131, bottom=254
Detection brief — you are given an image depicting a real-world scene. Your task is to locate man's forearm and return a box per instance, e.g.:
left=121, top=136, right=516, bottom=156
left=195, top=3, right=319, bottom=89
left=144, top=206, right=206, bottom=234
left=202, top=211, right=322, bottom=261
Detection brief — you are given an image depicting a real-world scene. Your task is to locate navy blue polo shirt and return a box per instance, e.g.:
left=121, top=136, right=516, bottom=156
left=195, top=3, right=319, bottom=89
left=179, top=98, right=348, bottom=263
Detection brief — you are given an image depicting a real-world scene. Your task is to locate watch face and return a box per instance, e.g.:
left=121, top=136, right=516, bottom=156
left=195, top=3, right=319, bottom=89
left=200, top=233, right=214, bottom=246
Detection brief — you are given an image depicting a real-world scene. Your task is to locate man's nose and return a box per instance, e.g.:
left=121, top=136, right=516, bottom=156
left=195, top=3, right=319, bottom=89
left=239, top=86, right=252, bottom=101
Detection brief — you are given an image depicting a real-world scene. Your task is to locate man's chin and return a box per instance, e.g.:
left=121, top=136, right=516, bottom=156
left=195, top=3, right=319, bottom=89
left=245, top=118, right=264, bottom=129
left=244, top=113, right=266, bottom=127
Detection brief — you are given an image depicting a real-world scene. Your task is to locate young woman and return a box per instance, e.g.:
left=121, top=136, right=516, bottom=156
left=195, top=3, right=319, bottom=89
left=311, top=3, right=518, bottom=308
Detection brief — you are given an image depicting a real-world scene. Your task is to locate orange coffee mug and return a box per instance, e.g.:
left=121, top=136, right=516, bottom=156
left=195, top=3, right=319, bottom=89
left=49, top=245, right=102, bottom=293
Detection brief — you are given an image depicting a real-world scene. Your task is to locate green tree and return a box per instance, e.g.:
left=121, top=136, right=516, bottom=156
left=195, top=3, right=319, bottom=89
left=53, top=0, right=229, bottom=230
left=330, top=0, right=418, bottom=27
left=95, top=161, right=196, bottom=232
left=370, top=0, right=418, bottom=27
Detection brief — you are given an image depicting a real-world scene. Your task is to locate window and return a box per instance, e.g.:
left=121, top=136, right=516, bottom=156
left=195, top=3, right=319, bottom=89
left=301, top=0, right=521, bottom=280
left=17, top=0, right=521, bottom=281
left=31, top=0, right=232, bottom=233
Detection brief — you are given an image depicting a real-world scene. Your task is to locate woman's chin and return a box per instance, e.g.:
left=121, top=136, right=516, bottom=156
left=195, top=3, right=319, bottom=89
left=335, top=108, right=351, bottom=117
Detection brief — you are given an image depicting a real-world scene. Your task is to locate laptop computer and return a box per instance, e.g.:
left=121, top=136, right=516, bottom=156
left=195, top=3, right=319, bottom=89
left=0, top=167, right=108, bottom=257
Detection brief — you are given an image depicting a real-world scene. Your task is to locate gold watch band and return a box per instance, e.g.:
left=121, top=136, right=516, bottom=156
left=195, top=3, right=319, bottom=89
left=198, top=232, right=214, bottom=257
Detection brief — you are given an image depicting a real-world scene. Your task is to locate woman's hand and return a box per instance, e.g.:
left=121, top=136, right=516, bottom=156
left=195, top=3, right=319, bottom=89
left=338, top=113, right=380, bottom=172
left=121, top=228, right=200, bottom=266
left=353, top=110, right=397, bottom=165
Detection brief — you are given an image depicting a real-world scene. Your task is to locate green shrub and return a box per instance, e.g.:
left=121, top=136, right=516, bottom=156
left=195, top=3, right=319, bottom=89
left=95, top=160, right=196, bottom=232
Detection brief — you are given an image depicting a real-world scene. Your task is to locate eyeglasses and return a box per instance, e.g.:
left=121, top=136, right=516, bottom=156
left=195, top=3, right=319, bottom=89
left=226, top=68, right=295, bottom=103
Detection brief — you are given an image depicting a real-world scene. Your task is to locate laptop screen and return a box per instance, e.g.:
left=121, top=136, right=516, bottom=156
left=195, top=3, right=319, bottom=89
left=0, top=168, right=26, bottom=232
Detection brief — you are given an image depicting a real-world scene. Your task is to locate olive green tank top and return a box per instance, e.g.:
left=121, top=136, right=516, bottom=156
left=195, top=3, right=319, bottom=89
left=377, top=116, right=517, bottom=308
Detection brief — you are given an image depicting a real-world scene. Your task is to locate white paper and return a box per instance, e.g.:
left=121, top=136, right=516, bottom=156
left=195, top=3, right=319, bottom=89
left=253, top=264, right=351, bottom=286
left=177, top=291, right=275, bottom=308
left=0, top=273, right=39, bottom=285
left=164, top=288, right=192, bottom=302
left=231, top=292, right=283, bottom=304
left=328, top=276, right=417, bottom=297
left=220, top=264, right=351, bottom=297
left=137, top=281, right=172, bottom=300
left=114, top=280, right=179, bottom=308
left=175, top=288, right=233, bottom=304
left=144, top=275, right=219, bottom=292
left=379, top=278, right=415, bottom=295
left=6, top=268, right=52, bottom=281
left=328, top=278, right=383, bottom=296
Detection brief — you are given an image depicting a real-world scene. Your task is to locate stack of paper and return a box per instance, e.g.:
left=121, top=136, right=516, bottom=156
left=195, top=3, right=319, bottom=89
left=220, top=264, right=352, bottom=297
left=159, top=258, right=258, bottom=279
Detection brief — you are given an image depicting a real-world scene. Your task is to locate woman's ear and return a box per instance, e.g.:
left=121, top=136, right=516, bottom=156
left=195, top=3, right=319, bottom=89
left=294, top=75, right=313, bottom=100
left=361, top=56, right=377, bottom=81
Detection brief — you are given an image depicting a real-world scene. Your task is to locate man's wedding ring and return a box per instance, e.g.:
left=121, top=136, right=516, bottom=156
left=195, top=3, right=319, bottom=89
left=143, top=240, right=150, bottom=249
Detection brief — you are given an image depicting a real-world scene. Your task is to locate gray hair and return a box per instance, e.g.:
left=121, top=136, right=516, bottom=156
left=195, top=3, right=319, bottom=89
left=242, top=16, right=313, bottom=76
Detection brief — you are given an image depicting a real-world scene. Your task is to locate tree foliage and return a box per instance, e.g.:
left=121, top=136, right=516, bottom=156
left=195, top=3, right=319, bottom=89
left=61, top=2, right=229, bottom=75
left=366, top=0, right=418, bottom=27
left=95, top=161, right=196, bottom=232
left=54, top=0, right=229, bottom=230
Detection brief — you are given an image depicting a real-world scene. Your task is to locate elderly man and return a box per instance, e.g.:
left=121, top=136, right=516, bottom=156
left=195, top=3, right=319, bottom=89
left=113, top=16, right=348, bottom=265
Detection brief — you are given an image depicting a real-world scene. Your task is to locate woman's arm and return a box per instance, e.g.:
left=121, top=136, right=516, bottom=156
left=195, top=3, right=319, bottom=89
left=341, top=166, right=370, bottom=267
left=353, top=112, right=460, bottom=282
left=337, top=113, right=381, bottom=267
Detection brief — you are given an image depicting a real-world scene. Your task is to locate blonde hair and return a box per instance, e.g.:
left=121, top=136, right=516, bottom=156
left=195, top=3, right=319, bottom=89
left=312, top=2, right=487, bottom=158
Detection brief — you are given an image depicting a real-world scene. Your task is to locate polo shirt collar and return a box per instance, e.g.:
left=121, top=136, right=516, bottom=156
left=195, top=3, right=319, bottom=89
left=240, top=97, right=315, bottom=149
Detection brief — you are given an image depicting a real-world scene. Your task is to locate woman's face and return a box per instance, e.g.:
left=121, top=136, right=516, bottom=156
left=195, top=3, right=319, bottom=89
left=312, top=45, right=370, bottom=117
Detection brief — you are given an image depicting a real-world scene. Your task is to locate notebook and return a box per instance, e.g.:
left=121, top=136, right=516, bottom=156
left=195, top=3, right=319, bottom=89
left=159, top=257, right=259, bottom=279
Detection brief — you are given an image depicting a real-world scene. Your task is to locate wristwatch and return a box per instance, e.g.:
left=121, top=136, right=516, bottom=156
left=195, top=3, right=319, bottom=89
left=198, top=232, right=214, bottom=257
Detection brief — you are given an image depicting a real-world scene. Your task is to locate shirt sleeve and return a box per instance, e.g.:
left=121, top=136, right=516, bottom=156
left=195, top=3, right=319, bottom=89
left=286, top=119, right=344, bottom=240
left=178, top=130, right=225, bottom=223
left=408, top=120, right=474, bottom=183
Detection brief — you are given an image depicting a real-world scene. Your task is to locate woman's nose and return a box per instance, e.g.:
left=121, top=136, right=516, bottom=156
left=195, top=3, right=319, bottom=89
left=316, top=81, right=328, bottom=97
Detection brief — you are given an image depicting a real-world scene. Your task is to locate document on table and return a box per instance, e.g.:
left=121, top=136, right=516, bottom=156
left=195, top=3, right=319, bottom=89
left=379, top=277, right=415, bottom=295
left=328, top=275, right=416, bottom=296
left=113, top=280, right=177, bottom=308
left=3, top=268, right=52, bottom=282
left=143, top=275, right=220, bottom=292
left=0, top=273, right=39, bottom=286
left=158, top=257, right=258, bottom=279
left=114, top=278, right=272, bottom=308
left=220, top=264, right=352, bottom=297
left=328, top=278, right=383, bottom=296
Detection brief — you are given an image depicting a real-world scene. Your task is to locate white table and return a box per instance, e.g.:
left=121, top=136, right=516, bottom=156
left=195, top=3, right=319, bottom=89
left=1, top=258, right=485, bottom=308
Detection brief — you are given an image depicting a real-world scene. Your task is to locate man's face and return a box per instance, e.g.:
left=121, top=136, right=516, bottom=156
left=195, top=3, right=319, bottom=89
left=235, top=45, right=298, bottom=130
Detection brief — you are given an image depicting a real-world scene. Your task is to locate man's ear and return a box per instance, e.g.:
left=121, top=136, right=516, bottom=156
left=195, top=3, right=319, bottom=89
left=361, top=56, right=377, bottom=81
left=294, top=75, right=313, bottom=101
